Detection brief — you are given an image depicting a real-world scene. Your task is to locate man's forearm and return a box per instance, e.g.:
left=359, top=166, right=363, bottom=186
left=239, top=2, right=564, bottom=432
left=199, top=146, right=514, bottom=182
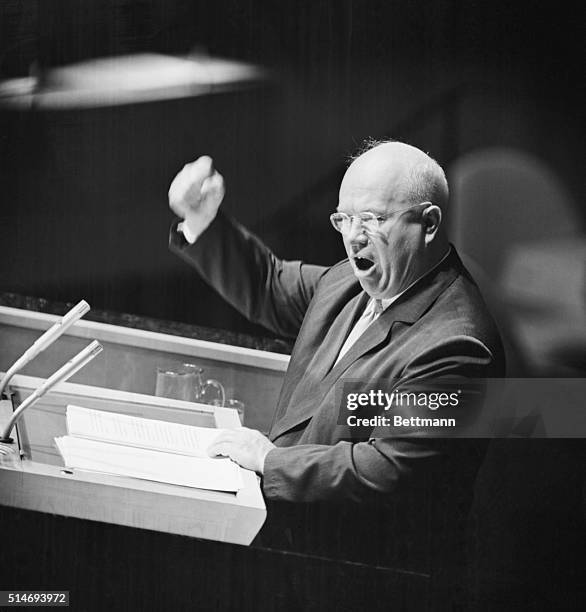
left=261, top=439, right=440, bottom=503
left=169, top=212, right=326, bottom=338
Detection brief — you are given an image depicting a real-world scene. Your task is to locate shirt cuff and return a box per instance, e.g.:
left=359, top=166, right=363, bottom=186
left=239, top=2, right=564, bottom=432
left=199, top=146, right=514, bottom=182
left=177, top=220, right=199, bottom=244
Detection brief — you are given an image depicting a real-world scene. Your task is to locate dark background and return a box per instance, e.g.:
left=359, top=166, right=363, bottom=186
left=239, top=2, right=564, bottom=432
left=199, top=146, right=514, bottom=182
left=0, top=0, right=583, bottom=338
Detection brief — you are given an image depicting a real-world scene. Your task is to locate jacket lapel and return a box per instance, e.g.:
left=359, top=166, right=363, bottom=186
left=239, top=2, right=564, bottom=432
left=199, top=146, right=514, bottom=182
left=324, top=308, right=394, bottom=380
left=268, top=290, right=368, bottom=441
left=311, top=290, right=370, bottom=380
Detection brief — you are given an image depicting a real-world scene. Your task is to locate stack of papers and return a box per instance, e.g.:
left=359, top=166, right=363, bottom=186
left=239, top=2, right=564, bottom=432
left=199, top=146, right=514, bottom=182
left=55, top=405, right=243, bottom=493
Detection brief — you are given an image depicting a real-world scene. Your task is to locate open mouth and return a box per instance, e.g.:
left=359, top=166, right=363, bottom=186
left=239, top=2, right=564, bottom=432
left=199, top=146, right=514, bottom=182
left=354, top=256, right=375, bottom=271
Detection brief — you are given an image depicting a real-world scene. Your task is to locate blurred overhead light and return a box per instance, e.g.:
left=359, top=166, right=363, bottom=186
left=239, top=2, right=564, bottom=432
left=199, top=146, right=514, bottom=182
left=0, top=52, right=267, bottom=109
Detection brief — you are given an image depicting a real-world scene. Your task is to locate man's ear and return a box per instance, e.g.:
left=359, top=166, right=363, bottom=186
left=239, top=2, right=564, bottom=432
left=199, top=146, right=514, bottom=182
left=422, top=204, right=442, bottom=239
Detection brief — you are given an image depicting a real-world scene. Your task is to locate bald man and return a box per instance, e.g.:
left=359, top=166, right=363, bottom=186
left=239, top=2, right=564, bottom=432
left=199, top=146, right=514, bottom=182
left=168, top=140, right=504, bottom=503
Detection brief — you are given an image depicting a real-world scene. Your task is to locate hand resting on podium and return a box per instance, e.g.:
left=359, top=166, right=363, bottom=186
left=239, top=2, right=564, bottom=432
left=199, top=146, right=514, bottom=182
left=208, top=427, right=276, bottom=475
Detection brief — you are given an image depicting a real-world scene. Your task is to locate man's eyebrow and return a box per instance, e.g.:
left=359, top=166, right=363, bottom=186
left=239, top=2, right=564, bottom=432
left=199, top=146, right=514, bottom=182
left=360, top=208, right=388, bottom=216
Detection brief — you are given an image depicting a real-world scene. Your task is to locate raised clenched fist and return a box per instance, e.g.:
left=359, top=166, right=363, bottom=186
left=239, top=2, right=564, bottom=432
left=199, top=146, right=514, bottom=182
left=168, top=155, right=225, bottom=240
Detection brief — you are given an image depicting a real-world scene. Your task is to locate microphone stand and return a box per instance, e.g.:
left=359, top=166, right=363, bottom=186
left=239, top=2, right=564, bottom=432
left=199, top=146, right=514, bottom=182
left=0, top=300, right=90, bottom=399
left=0, top=340, right=103, bottom=447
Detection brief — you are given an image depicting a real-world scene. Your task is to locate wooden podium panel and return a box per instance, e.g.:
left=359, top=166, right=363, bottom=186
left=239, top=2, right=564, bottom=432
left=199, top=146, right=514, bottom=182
left=0, top=374, right=265, bottom=545
left=0, top=305, right=289, bottom=433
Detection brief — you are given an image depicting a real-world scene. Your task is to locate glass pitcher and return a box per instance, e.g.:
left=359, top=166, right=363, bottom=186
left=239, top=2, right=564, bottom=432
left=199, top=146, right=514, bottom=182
left=155, top=363, right=225, bottom=406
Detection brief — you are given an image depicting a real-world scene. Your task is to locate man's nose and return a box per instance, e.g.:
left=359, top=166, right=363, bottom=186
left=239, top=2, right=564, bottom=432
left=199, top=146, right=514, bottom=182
left=346, top=218, right=369, bottom=246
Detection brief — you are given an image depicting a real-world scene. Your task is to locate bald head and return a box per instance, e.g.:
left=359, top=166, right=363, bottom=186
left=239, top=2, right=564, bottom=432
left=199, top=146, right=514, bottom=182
left=342, top=141, right=449, bottom=211
left=337, top=140, right=450, bottom=298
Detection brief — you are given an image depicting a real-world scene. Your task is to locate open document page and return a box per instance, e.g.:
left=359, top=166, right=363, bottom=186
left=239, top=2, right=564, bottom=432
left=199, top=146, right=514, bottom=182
left=55, top=405, right=243, bottom=493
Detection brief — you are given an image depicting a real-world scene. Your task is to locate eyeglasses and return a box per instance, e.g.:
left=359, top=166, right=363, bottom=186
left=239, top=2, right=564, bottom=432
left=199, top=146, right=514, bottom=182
left=329, top=202, right=430, bottom=234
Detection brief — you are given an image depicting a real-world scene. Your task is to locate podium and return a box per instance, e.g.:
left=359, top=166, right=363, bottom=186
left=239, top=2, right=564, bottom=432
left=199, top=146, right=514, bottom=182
left=0, top=305, right=290, bottom=545
left=1, top=375, right=266, bottom=545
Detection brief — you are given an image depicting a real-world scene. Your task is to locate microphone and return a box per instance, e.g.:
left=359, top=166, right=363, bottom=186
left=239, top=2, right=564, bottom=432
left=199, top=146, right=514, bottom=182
left=0, top=340, right=103, bottom=444
left=0, top=300, right=90, bottom=398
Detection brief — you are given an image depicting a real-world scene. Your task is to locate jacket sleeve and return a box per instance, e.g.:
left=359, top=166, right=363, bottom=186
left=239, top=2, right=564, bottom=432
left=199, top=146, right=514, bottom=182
left=169, top=212, right=328, bottom=339
left=262, top=335, right=496, bottom=503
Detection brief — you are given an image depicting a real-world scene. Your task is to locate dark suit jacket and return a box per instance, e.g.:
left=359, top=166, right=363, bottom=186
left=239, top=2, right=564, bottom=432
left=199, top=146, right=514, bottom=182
left=170, top=213, right=505, bottom=507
